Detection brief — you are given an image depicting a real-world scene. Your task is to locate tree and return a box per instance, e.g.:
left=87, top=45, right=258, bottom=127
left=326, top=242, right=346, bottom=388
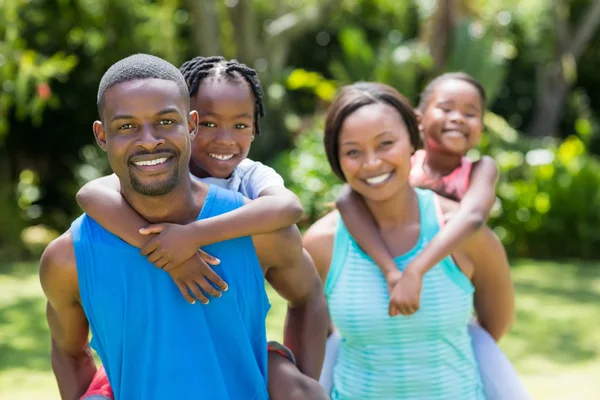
left=527, top=0, right=600, bottom=137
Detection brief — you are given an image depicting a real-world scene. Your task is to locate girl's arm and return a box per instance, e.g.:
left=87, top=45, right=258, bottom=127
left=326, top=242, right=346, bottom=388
left=138, top=185, right=304, bottom=268
left=335, top=185, right=399, bottom=281
left=76, top=175, right=225, bottom=304
left=178, top=185, right=304, bottom=245
left=404, top=156, right=499, bottom=278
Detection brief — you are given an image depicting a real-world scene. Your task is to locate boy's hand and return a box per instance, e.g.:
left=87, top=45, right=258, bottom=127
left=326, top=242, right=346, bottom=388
left=167, top=252, right=228, bottom=305
left=140, top=223, right=205, bottom=269
left=387, top=269, right=423, bottom=317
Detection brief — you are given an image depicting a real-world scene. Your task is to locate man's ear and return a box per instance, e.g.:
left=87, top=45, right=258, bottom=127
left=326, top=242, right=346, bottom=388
left=188, top=110, right=199, bottom=140
left=93, top=121, right=107, bottom=151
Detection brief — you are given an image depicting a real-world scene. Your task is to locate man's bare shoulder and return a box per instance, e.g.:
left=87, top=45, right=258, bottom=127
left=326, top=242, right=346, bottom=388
left=39, top=230, right=78, bottom=299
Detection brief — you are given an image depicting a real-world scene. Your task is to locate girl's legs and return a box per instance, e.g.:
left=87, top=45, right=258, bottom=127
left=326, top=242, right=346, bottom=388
left=470, top=322, right=531, bottom=400
left=318, top=330, right=342, bottom=394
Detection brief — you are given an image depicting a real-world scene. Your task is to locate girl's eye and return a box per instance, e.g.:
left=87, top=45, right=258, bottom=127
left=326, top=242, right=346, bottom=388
left=158, top=119, right=174, bottom=125
left=234, top=123, right=249, bottom=129
left=200, top=122, right=216, bottom=128
left=118, top=123, right=134, bottom=130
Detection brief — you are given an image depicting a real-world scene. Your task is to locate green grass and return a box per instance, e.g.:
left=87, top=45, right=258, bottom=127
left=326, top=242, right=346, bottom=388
left=1, top=260, right=600, bottom=399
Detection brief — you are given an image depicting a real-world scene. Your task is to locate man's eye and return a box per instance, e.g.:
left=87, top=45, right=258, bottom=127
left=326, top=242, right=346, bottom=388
left=118, top=123, right=134, bottom=130
left=158, top=119, right=174, bottom=125
left=200, top=122, right=216, bottom=128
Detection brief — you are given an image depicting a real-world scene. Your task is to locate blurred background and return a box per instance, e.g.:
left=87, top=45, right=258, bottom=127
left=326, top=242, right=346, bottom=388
left=1, top=0, right=600, bottom=398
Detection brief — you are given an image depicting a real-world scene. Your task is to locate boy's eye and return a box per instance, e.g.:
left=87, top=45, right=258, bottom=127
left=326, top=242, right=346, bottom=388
left=158, top=119, right=174, bottom=125
left=199, top=122, right=216, bottom=128
left=118, top=123, right=134, bottom=130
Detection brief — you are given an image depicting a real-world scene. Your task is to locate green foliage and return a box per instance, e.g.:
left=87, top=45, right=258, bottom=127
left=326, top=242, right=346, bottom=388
left=279, top=114, right=600, bottom=260
left=327, top=26, right=433, bottom=103
left=480, top=128, right=600, bottom=259
left=446, top=18, right=514, bottom=104
left=274, top=121, right=342, bottom=225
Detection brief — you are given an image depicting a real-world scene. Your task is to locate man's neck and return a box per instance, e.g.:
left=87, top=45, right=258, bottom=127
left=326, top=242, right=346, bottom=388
left=121, top=177, right=207, bottom=225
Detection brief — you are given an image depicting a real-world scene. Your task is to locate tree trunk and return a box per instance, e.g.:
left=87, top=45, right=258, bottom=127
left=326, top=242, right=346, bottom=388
left=527, top=0, right=600, bottom=137
left=228, top=0, right=260, bottom=65
left=528, top=63, right=570, bottom=137
left=185, top=0, right=222, bottom=56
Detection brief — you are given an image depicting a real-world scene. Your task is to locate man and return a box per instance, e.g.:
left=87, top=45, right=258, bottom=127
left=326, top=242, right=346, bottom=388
left=40, top=54, right=328, bottom=399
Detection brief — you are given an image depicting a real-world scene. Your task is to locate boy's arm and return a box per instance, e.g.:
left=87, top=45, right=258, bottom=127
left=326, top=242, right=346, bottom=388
left=405, top=156, right=499, bottom=278
left=336, top=185, right=399, bottom=281
left=40, top=233, right=97, bottom=399
left=76, top=174, right=152, bottom=248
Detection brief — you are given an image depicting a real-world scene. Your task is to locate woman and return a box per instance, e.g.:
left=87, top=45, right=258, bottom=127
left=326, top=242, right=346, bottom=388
left=304, top=82, right=515, bottom=399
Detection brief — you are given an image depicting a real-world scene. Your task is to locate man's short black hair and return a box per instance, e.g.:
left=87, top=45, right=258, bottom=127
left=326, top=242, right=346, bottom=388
left=97, top=53, right=190, bottom=118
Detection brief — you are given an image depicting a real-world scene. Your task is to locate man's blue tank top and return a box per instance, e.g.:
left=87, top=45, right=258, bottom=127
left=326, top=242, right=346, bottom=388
left=71, top=185, right=270, bottom=400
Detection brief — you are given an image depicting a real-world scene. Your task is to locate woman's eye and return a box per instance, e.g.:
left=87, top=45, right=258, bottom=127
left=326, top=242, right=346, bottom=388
left=380, top=140, right=394, bottom=148
left=346, top=149, right=360, bottom=157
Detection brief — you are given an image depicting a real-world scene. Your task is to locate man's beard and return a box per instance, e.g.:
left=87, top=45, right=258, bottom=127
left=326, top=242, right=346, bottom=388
left=128, top=161, right=180, bottom=196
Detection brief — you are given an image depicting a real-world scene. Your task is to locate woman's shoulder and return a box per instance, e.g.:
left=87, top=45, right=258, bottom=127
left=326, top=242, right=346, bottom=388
left=304, top=210, right=338, bottom=250
left=303, top=210, right=339, bottom=281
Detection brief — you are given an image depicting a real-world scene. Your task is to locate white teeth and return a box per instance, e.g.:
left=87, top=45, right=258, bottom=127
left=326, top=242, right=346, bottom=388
left=209, top=153, right=234, bottom=161
left=366, top=173, right=391, bottom=185
left=134, top=157, right=168, bottom=166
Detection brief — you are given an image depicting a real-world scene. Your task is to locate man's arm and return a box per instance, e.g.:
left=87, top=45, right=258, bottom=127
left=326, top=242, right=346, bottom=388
left=39, top=233, right=97, bottom=399
left=252, top=225, right=329, bottom=380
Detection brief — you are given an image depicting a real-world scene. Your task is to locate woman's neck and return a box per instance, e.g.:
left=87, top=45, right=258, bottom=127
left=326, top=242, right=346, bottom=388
left=363, top=184, right=420, bottom=231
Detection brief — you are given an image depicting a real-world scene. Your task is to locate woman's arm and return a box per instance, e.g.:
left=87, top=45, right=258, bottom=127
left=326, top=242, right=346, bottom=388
left=459, top=225, right=515, bottom=341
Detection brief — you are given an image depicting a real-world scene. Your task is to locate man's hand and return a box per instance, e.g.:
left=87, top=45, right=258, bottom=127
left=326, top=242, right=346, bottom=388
left=140, top=222, right=213, bottom=269
left=167, top=252, right=228, bottom=305
left=388, top=268, right=423, bottom=317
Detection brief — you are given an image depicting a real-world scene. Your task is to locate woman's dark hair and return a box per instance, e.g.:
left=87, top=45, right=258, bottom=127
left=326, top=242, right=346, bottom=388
left=324, top=82, right=421, bottom=182
left=417, top=72, right=487, bottom=113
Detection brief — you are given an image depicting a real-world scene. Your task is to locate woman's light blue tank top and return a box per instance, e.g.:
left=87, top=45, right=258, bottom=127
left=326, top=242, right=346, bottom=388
left=71, top=185, right=270, bottom=399
left=325, top=188, right=485, bottom=400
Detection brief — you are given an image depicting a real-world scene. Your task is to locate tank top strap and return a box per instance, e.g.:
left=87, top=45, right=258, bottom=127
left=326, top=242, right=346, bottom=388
left=325, top=213, right=352, bottom=299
